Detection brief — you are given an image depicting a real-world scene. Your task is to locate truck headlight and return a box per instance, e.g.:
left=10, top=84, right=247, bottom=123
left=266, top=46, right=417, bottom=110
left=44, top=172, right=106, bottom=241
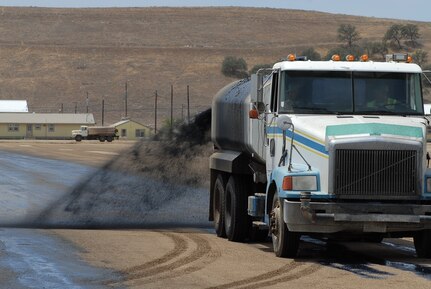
left=282, top=175, right=317, bottom=191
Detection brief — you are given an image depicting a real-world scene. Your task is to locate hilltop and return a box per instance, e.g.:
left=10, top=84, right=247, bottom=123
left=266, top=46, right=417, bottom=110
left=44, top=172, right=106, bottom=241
left=0, top=6, right=430, bottom=126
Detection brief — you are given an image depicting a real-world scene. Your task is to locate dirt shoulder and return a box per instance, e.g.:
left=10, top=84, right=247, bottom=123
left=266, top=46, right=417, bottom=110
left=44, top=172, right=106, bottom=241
left=0, top=140, right=136, bottom=167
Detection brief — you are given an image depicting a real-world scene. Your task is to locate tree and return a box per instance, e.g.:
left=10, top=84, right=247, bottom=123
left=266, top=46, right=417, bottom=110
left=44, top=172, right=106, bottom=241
left=412, top=49, right=428, bottom=67
left=402, top=24, right=420, bottom=48
left=361, top=40, right=388, bottom=61
left=300, top=47, right=321, bottom=61
left=384, top=24, right=404, bottom=50
left=221, top=56, right=248, bottom=78
left=337, top=24, right=361, bottom=48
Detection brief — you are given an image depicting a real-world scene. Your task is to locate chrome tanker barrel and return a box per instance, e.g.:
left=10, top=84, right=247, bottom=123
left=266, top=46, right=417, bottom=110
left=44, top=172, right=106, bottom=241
left=211, top=78, right=265, bottom=164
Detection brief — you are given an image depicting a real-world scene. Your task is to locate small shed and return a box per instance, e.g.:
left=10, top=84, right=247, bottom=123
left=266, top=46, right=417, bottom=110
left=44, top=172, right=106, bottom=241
left=0, top=113, right=95, bottom=139
left=110, top=119, right=153, bottom=140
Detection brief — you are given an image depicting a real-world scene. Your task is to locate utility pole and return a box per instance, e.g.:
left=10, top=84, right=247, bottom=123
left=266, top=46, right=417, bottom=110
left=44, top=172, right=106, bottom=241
left=86, top=92, right=89, bottom=113
left=60, top=103, right=63, bottom=113
left=125, top=81, right=128, bottom=118
left=102, top=99, right=105, bottom=126
left=74, top=102, right=77, bottom=114
left=187, top=85, right=190, bottom=123
left=170, top=84, right=173, bottom=131
left=154, top=90, right=158, bottom=134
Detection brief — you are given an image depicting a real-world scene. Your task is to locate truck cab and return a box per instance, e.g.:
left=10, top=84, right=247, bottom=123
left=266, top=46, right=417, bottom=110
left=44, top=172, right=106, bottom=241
left=210, top=53, right=431, bottom=258
left=72, top=126, right=88, bottom=141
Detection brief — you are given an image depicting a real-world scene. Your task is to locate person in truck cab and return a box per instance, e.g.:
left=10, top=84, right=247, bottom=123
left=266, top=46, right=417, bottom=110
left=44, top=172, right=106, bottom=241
left=366, top=84, right=398, bottom=109
left=283, top=82, right=310, bottom=111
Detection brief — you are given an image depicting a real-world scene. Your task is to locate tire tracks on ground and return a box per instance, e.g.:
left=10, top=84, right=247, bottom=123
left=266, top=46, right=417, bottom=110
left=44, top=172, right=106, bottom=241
left=107, top=231, right=220, bottom=286
left=237, top=263, right=321, bottom=289
left=206, top=262, right=320, bottom=289
left=121, top=231, right=188, bottom=274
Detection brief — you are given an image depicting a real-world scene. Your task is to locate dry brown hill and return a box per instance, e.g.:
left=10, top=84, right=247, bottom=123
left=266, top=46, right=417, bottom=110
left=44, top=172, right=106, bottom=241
left=0, top=6, right=430, bottom=126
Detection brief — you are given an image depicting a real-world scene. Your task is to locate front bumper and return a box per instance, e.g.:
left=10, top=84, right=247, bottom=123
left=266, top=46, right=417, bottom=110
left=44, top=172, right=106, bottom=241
left=284, top=200, right=431, bottom=233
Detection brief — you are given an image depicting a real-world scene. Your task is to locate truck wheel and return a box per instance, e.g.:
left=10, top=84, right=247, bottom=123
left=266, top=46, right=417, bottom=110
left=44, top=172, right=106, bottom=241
left=75, top=135, right=82, bottom=142
left=224, top=175, right=250, bottom=242
left=107, top=136, right=113, bottom=142
left=414, top=230, right=431, bottom=258
left=270, top=192, right=300, bottom=258
left=99, top=136, right=106, bottom=142
left=213, top=174, right=226, bottom=238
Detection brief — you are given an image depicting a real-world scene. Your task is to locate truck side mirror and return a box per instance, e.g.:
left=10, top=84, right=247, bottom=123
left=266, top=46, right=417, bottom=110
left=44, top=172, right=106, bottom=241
left=251, top=68, right=273, bottom=113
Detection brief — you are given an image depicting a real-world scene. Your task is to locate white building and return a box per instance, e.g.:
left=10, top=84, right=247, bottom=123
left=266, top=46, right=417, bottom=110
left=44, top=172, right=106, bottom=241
left=0, top=100, right=28, bottom=112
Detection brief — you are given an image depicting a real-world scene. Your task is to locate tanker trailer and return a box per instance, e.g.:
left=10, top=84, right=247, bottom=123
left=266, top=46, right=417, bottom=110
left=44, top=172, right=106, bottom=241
left=210, top=53, right=431, bottom=258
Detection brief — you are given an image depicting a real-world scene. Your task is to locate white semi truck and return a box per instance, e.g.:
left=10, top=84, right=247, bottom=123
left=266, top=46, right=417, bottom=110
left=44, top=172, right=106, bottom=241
left=209, top=53, right=431, bottom=258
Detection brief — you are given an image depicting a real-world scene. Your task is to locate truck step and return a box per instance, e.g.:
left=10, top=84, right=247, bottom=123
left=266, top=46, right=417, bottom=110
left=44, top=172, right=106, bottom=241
left=252, top=221, right=269, bottom=230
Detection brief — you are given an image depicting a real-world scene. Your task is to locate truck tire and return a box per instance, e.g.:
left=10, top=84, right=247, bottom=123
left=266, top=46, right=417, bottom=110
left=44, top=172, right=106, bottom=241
left=224, top=175, right=250, bottom=242
left=270, top=192, right=300, bottom=258
left=99, top=136, right=106, bottom=142
left=107, top=136, right=113, bottom=142
left=213, top=174, right=226, bottom=238
left=414, top=230, right=431, bottom=258
left=75, top=135, right=82, bottom=142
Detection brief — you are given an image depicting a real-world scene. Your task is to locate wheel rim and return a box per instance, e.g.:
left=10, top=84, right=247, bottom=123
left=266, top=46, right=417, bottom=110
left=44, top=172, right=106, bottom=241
left=270, top=199, right=281, bottom=247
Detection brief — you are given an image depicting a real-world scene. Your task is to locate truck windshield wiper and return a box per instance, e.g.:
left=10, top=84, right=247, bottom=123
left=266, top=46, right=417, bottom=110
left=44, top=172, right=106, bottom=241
left=293, top=107, right=336, bottom=114
left=354, top=110, right=401, bottom=115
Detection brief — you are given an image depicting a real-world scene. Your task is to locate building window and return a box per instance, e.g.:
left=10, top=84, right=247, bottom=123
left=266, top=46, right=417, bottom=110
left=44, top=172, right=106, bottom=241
left=121, top=129, right=127, bottom=137
left=34, top=124, right=41, bottom=130
left=135, top=129, right=145, bottom=138
left=48, top=124, right=55, bottom=132
left=8, top=123, right=19, bottom=132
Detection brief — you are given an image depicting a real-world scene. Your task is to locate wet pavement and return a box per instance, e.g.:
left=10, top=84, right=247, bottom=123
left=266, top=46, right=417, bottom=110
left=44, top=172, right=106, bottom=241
left=0, top=151, right=123, bottom=288
left=0, top=229, right=123, bottom=289
left=0, top=151, right=95, bottom=225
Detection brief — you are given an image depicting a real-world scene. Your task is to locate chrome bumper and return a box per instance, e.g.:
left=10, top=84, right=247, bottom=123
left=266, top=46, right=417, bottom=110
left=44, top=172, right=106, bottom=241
left=284, top=200, right=431, bottom=233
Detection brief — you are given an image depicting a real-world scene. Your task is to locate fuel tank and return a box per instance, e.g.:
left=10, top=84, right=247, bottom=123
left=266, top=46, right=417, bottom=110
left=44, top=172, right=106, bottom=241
left=211, top=78, right=265, bottom=163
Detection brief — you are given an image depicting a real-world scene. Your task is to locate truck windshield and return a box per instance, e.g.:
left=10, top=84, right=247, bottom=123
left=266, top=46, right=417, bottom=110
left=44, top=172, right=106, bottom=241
left=278, top=71, right=423, bottom=115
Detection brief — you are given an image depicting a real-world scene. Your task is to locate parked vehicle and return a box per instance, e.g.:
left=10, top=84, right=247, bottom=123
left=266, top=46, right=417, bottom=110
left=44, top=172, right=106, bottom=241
left=72, top=126, right=117, bottom=142
left=209, top=53, right=431, bottom=258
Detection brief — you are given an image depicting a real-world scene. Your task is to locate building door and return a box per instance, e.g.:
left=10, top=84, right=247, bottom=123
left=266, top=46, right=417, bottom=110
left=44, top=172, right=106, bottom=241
left=26, top=124, right=33, bottom=138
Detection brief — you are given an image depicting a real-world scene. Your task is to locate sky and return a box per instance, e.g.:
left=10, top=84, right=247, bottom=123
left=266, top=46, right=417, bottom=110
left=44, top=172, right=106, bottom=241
left=0, top=0, right=430, bottom=22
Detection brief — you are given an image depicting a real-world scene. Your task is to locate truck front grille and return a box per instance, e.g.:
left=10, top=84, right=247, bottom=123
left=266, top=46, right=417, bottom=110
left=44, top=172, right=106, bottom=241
left=334, top=149, right=418, bottom=199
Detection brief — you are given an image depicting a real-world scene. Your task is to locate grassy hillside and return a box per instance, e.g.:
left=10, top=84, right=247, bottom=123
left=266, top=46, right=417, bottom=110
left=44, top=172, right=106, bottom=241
left=0, top=7, right=430, bottom=126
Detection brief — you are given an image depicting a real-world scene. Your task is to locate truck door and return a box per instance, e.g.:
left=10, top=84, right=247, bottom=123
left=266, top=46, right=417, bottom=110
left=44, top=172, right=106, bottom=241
left=266, top=70, right=280, bottom=178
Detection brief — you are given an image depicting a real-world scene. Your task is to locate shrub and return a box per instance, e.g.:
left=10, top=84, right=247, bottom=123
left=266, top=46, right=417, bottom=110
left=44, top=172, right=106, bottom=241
left=221, top=56, right=248, bottom=78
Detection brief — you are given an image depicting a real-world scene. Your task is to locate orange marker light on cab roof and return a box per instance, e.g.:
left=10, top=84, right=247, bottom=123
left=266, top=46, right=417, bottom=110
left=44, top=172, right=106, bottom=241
left=346, top=54, right=355, bottom=61
left=287, top=54, right=296, bottom=61
left=360, top=54, right=369, bottom=62
left=407, top=55, right=413, bottom=63
left=331, top=54, right=341, bottom=61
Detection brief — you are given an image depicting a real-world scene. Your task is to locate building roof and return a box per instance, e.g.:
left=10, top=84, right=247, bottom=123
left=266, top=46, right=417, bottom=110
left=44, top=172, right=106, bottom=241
left=110, top=118, right=153, bottom=130
left=0, top=113, right=95, bottom=124
left=0, top=100, right=28, bottom=112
